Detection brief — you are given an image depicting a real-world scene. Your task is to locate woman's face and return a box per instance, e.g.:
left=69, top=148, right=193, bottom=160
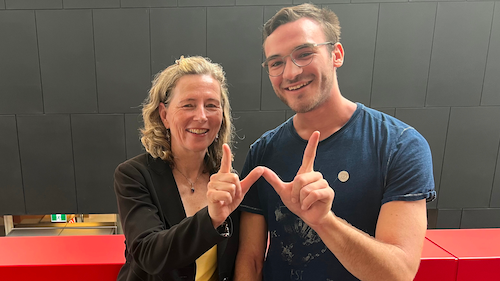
left=159, top=74, right=223, bottom=156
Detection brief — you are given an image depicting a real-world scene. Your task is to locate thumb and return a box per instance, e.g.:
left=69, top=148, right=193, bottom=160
left=219, top=144, right=232, bottom=173
left=240, top=166, right=264, bottom=195
left=262, top=167, right=287, bottom=195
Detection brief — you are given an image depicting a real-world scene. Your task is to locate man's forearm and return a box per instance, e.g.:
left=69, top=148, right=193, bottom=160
left=312, top=201, right=426, bottom=281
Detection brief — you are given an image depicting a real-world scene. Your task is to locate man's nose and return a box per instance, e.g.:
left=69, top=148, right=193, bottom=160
left=282, top=57, right=303, bottom=80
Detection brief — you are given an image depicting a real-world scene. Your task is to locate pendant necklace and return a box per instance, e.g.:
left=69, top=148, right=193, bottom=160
left=175, top=167, right=201, bottom=193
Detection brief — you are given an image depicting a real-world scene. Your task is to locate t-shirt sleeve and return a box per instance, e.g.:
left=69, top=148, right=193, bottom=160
left=382, top=128, right=436, bottom=204
left=239, top=143, right=265, bottom=215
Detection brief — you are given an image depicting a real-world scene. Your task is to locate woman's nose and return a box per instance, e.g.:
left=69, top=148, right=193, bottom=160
left=193, top=106, right=208, bottom=122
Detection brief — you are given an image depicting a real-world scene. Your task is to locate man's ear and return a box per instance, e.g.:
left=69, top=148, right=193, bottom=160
left=158, top=103, right=169, bottom=129
left=333, top=43, right=344, bottom=68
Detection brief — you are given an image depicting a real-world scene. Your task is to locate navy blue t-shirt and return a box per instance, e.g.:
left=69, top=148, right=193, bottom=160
left=240, top=103, right=436, bottom=281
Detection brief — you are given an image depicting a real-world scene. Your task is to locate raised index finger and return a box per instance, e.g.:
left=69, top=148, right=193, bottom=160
left=220, top=143, right=233, bottom=173
left=297, top=131, right=320, bottom=174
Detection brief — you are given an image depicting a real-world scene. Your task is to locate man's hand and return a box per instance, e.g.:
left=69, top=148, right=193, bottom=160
left=207, top=144, right=263, bottom=228
left=262, top=131, right=334, bottom=227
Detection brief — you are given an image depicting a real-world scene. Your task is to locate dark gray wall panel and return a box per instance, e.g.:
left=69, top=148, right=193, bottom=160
left=207, top=7, right=263, bottom=111
left=121, top=0, right=176, bottom=8
left=94, top=9, right=151, bottom=113
left=351, top=0, right=405, bottom=4
left=1, top=0, right=5, bottom=9
left=71, top=114, right=125, bottom=213
left=296, top=0, right=349, bottom=4
left=436, top=209, right=461, bottom=229
left=327, top=4, right=378, bottom=105
left=482, top=3, right=500, bottom=106
left=395, top=107, right=450, bottom=209
left=180, top=0, right=234, bottom=6
left=438, top=107, right=500, bottom=209
left=37, top=10, right=97, bottom=114
left=427, top=209, right=437, bottom=229
left=285, top=110, right=295, bottom=120
left=491, top=150, right=500, bottom=207
left=0, top=11, right=43, bottom=114
left=63, top=0, right=119, bottom=8
left=261, top=75, right=289, bottom=110
left=237, top=0, right=292, bottom=5
left=375, top=108, right=395, bottom=117
left=427, top=2, right=494, bottom=106
left=0, top=116, right=25, bottom=215
left=17, top=115, right=77, bottom=214
left=125, top=113, right=145, bottom=159
left=371, top=3, right=436, bottom=108
left=261, top=6, right=290, bottom=111
left=232, top=111, right=286, bottom=172
left=151, top=8, right=206, bottom=74
left=5, top=0, right=62, bottom=9
left=461, top=208, right=500, bottom=228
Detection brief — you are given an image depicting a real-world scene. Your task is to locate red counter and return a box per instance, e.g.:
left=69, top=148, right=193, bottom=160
left=0, top=230, right=498, bottom=281
left=0, top=235, right=125, bottom=281
left=426, top=228, right=500, bottom=281
left=414, top=238, right=458, bottom=281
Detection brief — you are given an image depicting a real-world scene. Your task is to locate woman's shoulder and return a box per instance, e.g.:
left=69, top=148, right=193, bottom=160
left=116, top=153, right=150, bottom=170
left=116, top=153, right=172, bottom=176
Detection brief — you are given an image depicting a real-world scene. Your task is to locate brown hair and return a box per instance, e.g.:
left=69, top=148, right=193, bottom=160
left=263, top=3, right=341, bottom=46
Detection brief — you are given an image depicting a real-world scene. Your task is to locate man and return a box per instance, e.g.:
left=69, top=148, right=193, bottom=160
left=235, top=3, right=436, bottom=281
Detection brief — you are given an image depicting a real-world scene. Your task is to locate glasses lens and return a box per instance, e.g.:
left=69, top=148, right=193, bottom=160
left=291, top=46, right=315, bottom=67
left=266, top=58, right=284, bottom=76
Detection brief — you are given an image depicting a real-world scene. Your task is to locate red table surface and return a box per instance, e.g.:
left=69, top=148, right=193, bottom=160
left=426, top=229, right=500, bottom=281
left=1, top=230, right=498, bottom=281
left=0, top=235, right=126, bottom=281
left=414, top=238, right=458, bottom=281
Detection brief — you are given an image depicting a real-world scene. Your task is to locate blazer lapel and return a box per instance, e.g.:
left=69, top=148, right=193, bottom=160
left=147, top=155, right=186, bottom=227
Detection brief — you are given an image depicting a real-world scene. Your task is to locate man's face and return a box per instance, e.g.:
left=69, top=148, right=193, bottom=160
left=263, top=18, right=338, bottom=113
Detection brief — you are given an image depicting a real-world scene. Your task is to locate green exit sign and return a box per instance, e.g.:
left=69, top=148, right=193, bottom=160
left=51, top=214, right=67, bottom=222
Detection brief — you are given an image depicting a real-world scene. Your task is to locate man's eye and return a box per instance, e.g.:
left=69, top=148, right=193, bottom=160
left=269, top=60, right=283, bottom=68
left=295, top=51, right=314, bottom=60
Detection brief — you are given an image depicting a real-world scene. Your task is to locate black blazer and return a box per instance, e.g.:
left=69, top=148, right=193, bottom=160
left=114, top=153, right=239, bottom=281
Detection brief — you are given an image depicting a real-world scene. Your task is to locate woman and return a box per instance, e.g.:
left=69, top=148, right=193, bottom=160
left=114, top=56, right=262, bottom=281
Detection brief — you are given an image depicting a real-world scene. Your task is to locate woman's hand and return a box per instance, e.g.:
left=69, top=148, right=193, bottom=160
left=207, top=144, right=263, bottom=228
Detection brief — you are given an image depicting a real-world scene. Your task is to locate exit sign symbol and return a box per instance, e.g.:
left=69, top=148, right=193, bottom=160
left=51, top=214, right=67, bottom=222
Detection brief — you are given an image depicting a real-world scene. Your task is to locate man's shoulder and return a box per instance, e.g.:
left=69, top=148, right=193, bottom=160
left=359, top=105, right=410, bottom=129
left=356, top=104, right=423, bottom=139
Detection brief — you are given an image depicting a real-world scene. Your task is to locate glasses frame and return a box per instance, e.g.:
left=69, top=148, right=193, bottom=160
left=262, top=42, right=336, bottom=77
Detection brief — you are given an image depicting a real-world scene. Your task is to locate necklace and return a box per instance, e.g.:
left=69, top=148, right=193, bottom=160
left=175, top=167, right=201, bottom=193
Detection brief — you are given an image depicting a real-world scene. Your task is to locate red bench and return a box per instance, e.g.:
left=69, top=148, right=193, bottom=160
left=0, top=229, right=498, bottom=280
left=0, top=235, right=125, bottom=281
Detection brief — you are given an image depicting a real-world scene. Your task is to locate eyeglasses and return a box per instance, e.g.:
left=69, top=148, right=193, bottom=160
left=262, top=42, right=336, bottom=77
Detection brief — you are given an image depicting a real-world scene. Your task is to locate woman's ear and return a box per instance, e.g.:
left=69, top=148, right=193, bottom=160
left=333, top=42, right=344, bottom=68
left=158, top=103, right=169, bottom=129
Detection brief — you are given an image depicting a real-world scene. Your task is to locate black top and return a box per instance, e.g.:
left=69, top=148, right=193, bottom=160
left=114, top=153, right=239, bottom=281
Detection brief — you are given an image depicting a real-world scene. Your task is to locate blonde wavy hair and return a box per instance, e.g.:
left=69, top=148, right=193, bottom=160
left=140, top=56, right=233, bottom=174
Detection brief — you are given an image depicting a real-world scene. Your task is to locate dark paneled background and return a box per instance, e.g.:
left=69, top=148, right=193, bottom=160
left=0, top=0, right=499, bottom=229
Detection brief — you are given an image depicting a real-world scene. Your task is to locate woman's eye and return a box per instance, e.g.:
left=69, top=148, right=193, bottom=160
left=182, top=104, right=194, bottom=108
left=206, top=104, right=221, bottom=110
